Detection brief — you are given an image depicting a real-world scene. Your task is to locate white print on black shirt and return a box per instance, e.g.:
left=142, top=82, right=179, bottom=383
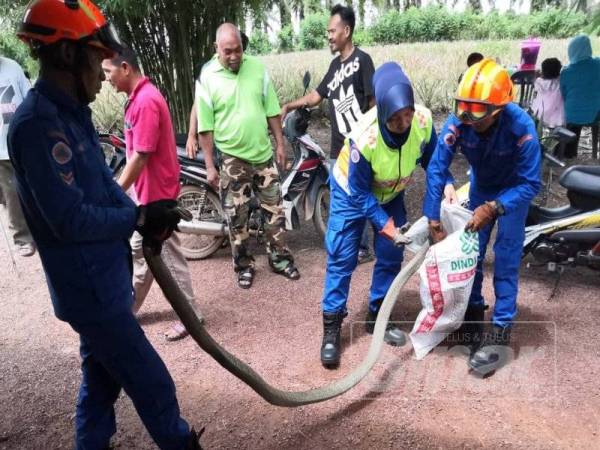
left=326, top=57, right=360, bottom=93
left=326, top=57, right=363, bottom=136
left=332, top=84, right=362, bottom=135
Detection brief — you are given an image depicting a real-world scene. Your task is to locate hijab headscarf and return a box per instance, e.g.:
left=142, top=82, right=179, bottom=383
left=568, top=35, right=592, bottom=65
left=372, top=62, right=415, bottom=149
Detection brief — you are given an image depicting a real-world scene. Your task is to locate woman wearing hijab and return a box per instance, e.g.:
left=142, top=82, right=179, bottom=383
left=319, top=62, right=455, bottom=368
left=559, top=34, right=600, bottom=158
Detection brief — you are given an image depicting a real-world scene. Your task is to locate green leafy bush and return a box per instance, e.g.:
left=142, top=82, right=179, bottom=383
left=248, top=30, right=273, bottom=55
left=353, top=27, right=375, bottom=47
left=299, top=12, right=328, bottom=50
left=368, top=7, right=588, bottom=44
left=0, top=29, right=38, bottom=77
left=277, top=25, right=296, bottom=53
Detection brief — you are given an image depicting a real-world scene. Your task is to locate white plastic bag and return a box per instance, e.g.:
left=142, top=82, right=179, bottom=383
left=405, top=201, right=473, bottom=254
left=404, top=216, right=429, bottom=254
left=409, top=203, right=479, bottom=360
left=440, top=202, right=473, bottom=234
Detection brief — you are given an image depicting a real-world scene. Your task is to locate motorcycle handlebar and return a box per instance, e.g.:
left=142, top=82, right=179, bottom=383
left=543, top=151, right=566, bottom=168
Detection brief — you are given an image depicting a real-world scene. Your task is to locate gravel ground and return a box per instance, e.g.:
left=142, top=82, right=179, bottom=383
left=1, top=118, right=599, bottom=449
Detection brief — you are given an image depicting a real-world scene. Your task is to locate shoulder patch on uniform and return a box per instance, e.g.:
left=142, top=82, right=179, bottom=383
left=350, top=146, right=360, bottom=163
left=59, top=171, right=74, bottom=186
left=444, top=132, right=456, bottom=146
left=51, top=142, right=73, bottom=165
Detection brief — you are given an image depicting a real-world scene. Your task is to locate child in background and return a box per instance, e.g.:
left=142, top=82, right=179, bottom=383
left=532, top=58, right=564, bottom=128
left=458, top=52, right=484, bottom=83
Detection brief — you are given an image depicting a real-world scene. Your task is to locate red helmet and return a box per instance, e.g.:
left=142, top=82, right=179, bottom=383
left=17, top=0, right=123, bottom=57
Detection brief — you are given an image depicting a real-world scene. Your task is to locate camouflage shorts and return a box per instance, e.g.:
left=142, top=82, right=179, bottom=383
left=219, top=155, right=292, bottom=271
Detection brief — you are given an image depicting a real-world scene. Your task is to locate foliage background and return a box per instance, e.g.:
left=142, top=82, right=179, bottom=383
left=264, top=37, right=600, bottom=112
left=0, top=0, right=598, bottom=132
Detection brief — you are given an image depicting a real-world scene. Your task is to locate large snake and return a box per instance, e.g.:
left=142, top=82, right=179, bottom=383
left=144, top=241, right=429, bottom=407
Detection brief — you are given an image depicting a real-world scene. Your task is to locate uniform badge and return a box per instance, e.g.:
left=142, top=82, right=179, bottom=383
left=51, top=142, right=73, bottom=165
left=350, top=147, right=360, bottom=164
left=444, top=132, right=456, bottom=146
left=59, top=171, right=74, bottom=186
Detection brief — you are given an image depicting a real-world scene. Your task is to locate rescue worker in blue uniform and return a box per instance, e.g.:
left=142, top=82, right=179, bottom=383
left=424, top=59, right=541, bottom=376
left=320, top=62, right=455, bottom=368
left=8, top=1, right=203, bottom=448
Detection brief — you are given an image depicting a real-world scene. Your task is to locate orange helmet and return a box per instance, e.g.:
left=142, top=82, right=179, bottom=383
left=454, top=58, right=514, bottom=124
left=17, top=0, right=122, bottom=57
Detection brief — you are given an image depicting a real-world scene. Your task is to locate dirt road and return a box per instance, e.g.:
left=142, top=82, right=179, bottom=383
left=1, top=120, right=600, bottom=449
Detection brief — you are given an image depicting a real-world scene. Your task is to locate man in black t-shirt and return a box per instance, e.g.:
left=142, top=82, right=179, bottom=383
left=282, top=5, right=374, bottom=160
left=281, top=4, right=375, bottom=262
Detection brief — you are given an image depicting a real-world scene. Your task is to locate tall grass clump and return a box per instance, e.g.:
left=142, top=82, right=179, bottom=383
left=92, top=84, right=127, bottom=132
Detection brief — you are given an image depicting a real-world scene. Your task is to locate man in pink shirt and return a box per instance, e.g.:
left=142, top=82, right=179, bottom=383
left=102, top=47, right=202, bottom=341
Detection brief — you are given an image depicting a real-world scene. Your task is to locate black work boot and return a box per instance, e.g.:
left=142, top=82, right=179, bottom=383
left=468, top=324, right=512, bottom=376
left=185, top=427, right=205, bottom=450
left=365, top=309, right=406, bottom=347
left=450, top=304, right=485, bottom=352
left=321, top=311, right=346, bottom=369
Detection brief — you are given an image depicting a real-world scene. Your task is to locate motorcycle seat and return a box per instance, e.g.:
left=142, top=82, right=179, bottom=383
left=175, top=133, right=188, bottom=147
left=528, top=204, right=582, bottom=225
left=176, top=146, right=205, bottom=166
left=559, top=165, right=600, bottom=199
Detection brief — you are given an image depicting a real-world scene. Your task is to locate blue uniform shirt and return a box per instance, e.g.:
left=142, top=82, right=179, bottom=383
left=8, top=80, right=137, bottom=323
left=424, top=103, right=541, bottom=221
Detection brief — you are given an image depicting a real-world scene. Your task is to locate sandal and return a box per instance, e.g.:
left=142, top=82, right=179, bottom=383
left=274, top=263, right=300, bottom=280
left=237, top=267, right=254, bottom=289
left=165, top=322, right=189, bottom=341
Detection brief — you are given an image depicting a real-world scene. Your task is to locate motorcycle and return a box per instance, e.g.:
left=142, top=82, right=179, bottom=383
left=457, top=127, right=600, bottom=272
left=97, top=71, right=333, bottom=261
left=99, top=131, right=126, bottom=177
left=173, top=71, right=330, bottom=260
left=524, top=164, right=600, bottom=272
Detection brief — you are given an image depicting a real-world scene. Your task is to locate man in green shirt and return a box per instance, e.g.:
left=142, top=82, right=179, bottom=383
left=197, top=23, right=300, bottom=289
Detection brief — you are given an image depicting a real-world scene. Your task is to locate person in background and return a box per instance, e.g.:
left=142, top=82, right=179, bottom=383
left=0, top=55, right=35, bottom=256
left=281, top=4, right=376, bottom=264
left=9, top=0, right=203, bottom=448
left=531, top=57, right=564, bottom=129
left=102, top=47, right=203, bottom=341
left=319, top=62, right=455, bottom=369
left=458, top=52, right=484, bottom=83
left=185, top=32, right=248, bottom=159
left=196, top=23, right=299, bottom=289
left=425, top=59, right=541, bottom=376
left=560, top=34, right=600, bottom=158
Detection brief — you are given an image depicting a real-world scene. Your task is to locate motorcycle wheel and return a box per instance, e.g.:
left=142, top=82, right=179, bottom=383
left=313, top=184, right=330, bottom=241
left=176, top=184, right=226, bottom=260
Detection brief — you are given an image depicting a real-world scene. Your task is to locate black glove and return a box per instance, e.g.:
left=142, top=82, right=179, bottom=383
left=136, top=199, right=181, bottom=243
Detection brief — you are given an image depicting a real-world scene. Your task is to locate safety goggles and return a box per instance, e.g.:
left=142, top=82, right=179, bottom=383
left=454, top=99, right=502, bottom=124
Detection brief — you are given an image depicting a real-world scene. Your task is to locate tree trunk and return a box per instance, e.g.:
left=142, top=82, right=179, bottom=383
left=103, top=0, right=247, bottom=133
left=358, top=0, right=365, bottom=25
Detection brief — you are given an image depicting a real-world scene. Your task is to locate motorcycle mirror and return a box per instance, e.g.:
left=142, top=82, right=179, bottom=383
left=302, top=71, right=311, bottom=90
left=551, top=127, right=577, bottom=144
